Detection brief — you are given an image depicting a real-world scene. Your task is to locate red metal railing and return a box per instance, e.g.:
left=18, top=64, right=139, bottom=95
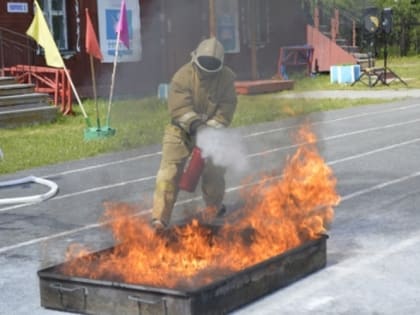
left=3, top=65, right=72, bottom=114
left=0, top=27, right=72, bottom=114
left=278, top=46, right=314, bottom=79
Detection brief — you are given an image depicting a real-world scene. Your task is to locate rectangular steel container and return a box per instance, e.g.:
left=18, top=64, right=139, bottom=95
left=38, top=235, right=327, bottom=315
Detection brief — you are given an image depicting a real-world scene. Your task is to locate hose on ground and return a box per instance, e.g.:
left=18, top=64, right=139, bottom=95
left=0, top=176, right=58, bottom=205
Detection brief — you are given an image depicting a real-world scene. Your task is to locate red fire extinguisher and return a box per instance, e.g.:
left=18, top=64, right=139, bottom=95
left=178, top=146, right=205, bottom=192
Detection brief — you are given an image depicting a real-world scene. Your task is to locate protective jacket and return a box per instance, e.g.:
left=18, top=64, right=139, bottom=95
left=169, top=62, right=237, bottom=131
left=151, top=61, right=237, bottom=226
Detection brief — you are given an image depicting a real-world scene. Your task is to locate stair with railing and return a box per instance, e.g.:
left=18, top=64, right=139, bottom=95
left=0, top=26, right=72, bottom=126
left=307, top=5, right=372, bottom=72
left=0, top=76, right=57, bottom=128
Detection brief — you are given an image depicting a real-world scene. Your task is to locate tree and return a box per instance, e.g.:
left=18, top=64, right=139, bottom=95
left=374, top=0, right=420, bottom=56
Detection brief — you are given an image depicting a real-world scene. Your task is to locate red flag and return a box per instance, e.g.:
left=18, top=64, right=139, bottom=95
left=85, top=8, right=103, bottom=60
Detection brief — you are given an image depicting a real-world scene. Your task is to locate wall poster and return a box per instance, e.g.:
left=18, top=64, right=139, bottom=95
left=97, top=0, right=141, bottom=63
left=215, top=0, right=240, bottom=53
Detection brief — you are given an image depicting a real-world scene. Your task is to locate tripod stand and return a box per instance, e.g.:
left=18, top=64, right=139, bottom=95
left=352, top=34, right=407, bottom=87
left=351, top=41, right=377, bottom=87
left=351, top=43, right=378, bottom=87
left=375, top=31, right=407, bottom=86
left=353, top=6, right=407, bottom=88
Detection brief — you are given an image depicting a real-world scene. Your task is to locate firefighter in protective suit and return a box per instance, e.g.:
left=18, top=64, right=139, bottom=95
left=151, top=37, right=237, bottom=229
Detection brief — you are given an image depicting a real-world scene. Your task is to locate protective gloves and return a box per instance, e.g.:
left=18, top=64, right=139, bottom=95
left=189, top=119, right=207, bottom=136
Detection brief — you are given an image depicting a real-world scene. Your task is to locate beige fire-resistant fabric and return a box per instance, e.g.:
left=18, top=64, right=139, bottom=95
left=152, top=56, right=237, bottom=226
left=201, top=161, right=226, bottom=208
left=168, top=62, right=237, bottom=132
left=152, top=124, right=192, bottom=224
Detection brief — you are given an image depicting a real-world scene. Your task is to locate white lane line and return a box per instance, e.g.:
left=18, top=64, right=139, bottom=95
left=0, top=195, right=204, bottom=254
left=247, top=118, right=420, bottom=157
left=327, top=137, right=420, bottom=166
left=46, top=152, right=162, bottom=178
left=0, top=222, right=106, bottom=254
left=2, top=128, right=420, bottom=215
left=0, top=176, right=156, bottom=212
left=339, top=171, right=420, bottom=202
left=42, top=175, right=156, bottom=201
left=243, top=103, right=420, bottom=138
left=2, top=103, right=414, bottom=210
left=2, top=127, right=420, bottom=215
left=1, top=104, right=420, bottom=250
left=2, top=145, right=420, bottom=254
left=264, top=231, right=420, bottom=306
left=21, top=103, right=420, bottom=179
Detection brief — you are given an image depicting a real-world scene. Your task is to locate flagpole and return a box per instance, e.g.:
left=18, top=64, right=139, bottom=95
left=106, top=30, right=121, bottom=127
left=28, top=0, right=92, bottom=129
left=89, top=55, right=101, bottom=130
left=62, top=65, right=92, bottom=127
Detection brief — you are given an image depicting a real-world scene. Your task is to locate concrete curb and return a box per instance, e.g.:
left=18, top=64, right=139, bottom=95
left=276, top=89, right=420, bottom=99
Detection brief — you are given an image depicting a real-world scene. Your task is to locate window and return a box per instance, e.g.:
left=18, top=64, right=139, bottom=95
left=39, top=0, right=68, bottom=50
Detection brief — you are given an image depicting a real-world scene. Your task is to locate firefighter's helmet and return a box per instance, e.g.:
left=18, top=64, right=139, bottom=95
left=192, top=37, right=224, bottom=73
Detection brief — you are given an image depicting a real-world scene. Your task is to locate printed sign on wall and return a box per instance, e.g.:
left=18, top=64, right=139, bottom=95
left=97, top=0, right=141, bottom=63
left=7, top=2, right=28, bottom=13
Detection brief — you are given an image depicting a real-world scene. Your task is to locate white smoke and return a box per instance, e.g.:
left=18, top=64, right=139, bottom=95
left=196, top=128, right=249, bottom=174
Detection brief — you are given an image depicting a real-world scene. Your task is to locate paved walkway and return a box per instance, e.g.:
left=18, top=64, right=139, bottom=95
left=277, top=89, right=420, bottom=99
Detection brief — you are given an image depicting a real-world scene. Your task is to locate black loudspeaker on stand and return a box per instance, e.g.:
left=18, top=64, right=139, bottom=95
left=352, top=7, right=407, bottom=87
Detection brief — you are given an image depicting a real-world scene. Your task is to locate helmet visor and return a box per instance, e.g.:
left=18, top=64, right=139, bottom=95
left=197, top=56, right=222, bottom=72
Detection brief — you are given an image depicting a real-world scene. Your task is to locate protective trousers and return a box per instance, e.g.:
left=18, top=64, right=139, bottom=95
left=152, top=124, right=226, bottom=225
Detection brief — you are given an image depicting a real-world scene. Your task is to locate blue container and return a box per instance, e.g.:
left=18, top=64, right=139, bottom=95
left=157, top=83, right=170, bottom=100
left=330, top=65, right=361, bottom=84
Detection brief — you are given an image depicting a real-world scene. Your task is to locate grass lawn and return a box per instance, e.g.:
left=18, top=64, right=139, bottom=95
left=295, top=55, right=420, bottom=90
left=0, top=55, right=419, bottom=175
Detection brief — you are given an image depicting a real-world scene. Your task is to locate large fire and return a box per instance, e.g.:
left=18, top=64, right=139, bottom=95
left=61, top=125, right=340, bottom=289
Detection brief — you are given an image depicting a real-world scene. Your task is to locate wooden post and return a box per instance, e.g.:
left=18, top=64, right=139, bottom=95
left=352, top=20, right=356, bottom=47
left=0, top=30, right=4, bottom=76
left=335, top=8, right=339, bottom=39
left=250, top=0, right=258, bottom=80
left=160, top=0, right=168, bottom=81
left=314, top=6, right=319, bottom=30
left=89, top=55, right=101, bottom=129
left=209, top=0, right=216, bottom=37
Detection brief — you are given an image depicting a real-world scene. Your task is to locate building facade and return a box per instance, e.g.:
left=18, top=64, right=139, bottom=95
left=0, top=0, right=307, bottom=97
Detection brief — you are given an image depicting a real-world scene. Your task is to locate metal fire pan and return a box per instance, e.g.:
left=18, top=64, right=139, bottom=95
left=38, top=234, right=328, bottom=315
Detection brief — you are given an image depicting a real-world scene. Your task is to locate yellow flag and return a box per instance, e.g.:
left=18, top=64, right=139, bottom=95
left=26, top=0, right=64, bottom=68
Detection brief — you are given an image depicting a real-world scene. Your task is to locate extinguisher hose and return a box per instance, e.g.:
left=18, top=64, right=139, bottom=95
left=0, top=176, right=58, bottom=205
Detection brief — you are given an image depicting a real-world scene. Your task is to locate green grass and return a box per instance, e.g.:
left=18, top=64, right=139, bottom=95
left=0, top=96, right=384, bottom=175
left=233, top=95, right=387, bottom=126
left=294, top=55, right=420, bottom=90
left=0, top=98, right=168, bottom=174
left=1, top=55, right=419, bottom=175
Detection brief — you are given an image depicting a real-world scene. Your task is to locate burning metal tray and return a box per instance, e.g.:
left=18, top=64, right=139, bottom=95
left=38, top=235, right=327, bottom=315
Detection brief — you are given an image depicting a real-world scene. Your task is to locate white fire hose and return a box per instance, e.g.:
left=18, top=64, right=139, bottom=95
left=0, top=175, right=58, bottom=205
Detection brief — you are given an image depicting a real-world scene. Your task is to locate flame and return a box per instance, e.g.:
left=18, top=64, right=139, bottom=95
left=61, top=124, right=340, bottom=289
